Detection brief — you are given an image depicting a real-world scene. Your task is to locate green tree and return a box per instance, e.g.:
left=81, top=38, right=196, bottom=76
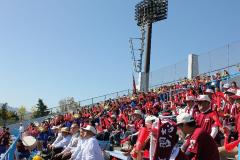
left=1, top=103, right=8, bottom=127
left=7, top=111, right=19, bottom=121
left=33, top=99, right=49, bottom=118
left=18, top=105, right=26, bottom=121
left=31, top=105, right=38, bottom=118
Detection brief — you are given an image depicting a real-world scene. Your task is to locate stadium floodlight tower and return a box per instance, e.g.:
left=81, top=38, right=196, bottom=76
left=135, top=0, right=168, bottom=92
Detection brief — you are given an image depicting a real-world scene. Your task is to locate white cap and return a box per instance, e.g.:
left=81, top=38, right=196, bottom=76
left=196, top=95, right=211, bottom=103
left=223, top=83, right=230, bottom=89
left=205, top=88, right=214, bottom=94
left=236, top=89, right=240, bottom=97
left=145, top=115, right=157, bottom=124
left=82, top=125, right=97, bottom=135
left=133, top=110, right=142, bottom=116
left=185, top=96, right=195, bottom=102
left=111, top=115, right=116, bottom=119
left=230, top=89, right=240, bottom=99
left=211, top=81, right=216, bottom=86
left=177, top=113, right=194, bottom=124
left=226, top=88, right=237, bottom=94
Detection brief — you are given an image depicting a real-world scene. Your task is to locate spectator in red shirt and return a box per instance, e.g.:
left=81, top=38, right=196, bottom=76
left=195, top=95, right=222, bottom=139
left=184, top=96, right=199, bottom=119
left=177, top=113, right=220, bottom=160
left=218, top=89, right=240, bottom=159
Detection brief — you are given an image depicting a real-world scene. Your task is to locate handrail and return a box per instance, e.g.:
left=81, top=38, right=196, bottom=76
left=3, top=68, right=240, bottom=128
left=149, top=64, right=240, bottom=89
left=0, top=134, right=20, bottom=160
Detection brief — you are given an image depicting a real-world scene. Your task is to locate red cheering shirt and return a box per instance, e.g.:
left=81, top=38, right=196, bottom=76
left=235, top=113, right=240, bottom=139
left=134, top=118, right=144, bottom=131
left=195, top=109, right=222, bottom=135
left=186, top=128, right=220, bottom=160
left=185, top=105, right=200, bottom=120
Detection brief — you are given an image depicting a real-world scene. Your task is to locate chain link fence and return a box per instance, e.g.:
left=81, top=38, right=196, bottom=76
left=149, top=59, right=188, bottom=88
left=198, top=41, right=240, bottom=76
left=149, top=41, right=240, bottom=88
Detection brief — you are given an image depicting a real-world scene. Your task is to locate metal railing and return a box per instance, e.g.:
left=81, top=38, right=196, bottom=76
left=0, top=133, right=19, bottom=160
left=78, top=89, right=132, bottom=106
left=149, top=41, right=240, bottom=89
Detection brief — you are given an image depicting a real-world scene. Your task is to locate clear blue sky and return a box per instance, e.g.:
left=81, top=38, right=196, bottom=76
left=0, top=0, right=240, bottom=110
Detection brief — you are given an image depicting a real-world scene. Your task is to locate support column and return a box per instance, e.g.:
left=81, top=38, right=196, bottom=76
left=188, top=54, right=199, bottom=79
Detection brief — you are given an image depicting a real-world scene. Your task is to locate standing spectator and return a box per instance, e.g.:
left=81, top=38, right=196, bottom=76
left=19, top=123, right=24, bottom=139
left=230, top=81, right=239, bottom=93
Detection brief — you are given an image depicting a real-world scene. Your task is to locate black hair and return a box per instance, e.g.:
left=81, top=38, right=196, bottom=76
left=186, top=121, right=196, bottom=128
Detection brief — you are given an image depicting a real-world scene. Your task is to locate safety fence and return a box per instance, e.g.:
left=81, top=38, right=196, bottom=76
left=0, top=133, right=19, bottom=160
left=149, top=41, right=240, bottom=88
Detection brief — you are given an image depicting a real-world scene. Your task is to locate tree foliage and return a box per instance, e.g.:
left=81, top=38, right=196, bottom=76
left=32, top=99, right=49, bottom=118
left=0, top=103, right=19, bottom=126
left=18, top=105, right=26, bottom=121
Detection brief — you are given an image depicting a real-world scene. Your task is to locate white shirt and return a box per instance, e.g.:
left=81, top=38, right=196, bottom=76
left=63, top=132, right=79, bottom=152
left=53, top=135, right=72, bottom=148
left=71, top=138, right=84, bottom=159
left=52, top=132, right=63, bottom=146
left=19, top=125, right=24, bottom=133
left=75, top=137, right=104, bottom=160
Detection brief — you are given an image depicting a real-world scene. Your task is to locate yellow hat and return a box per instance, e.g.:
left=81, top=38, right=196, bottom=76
left=32, top=155, right=42, bottom=160
left=38, top=127, right=45, bottom=132
left=73, top=114, right=80, bottom=118
left=61, top=127, right=70, bottom=133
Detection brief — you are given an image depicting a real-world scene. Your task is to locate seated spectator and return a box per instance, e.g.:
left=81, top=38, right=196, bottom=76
left=53, top=123, right=79, bottom=160
left=0, top=127, right=10, bottom=155
left=70, top=128, right=85, bottom=159
left=195, top=95, right=222, bottom=139
left=73, top=125, right=104, bottom=160
left=15, top=140, right=30, bottom=160
left=177, top=113, right=220, bottom=160
left=47, top=127, right=72, bottom=159
left=36, top=126, right=49, bottom=151
left=218, top=89, right=240, bottom=159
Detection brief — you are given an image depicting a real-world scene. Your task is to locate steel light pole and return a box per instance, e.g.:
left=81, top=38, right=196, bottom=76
left=135, top=0, right=168, bottom=91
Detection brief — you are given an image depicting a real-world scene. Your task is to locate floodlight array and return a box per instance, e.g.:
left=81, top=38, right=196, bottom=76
left=135, top=0, right=168, bottom=26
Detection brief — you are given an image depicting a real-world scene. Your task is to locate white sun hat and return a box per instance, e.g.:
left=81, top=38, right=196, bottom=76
left=177, top=113, right=194, bottom=124
left=82, top=125, right=97, bottom=135
left=184, top=96, right=196, bottom=102
left=196, top=95, right=211, bottom=103
left=205, top=88, right=214, bottom=94
left=145, top=115, right=157, bottom=124
left=230, top=89, right=240, bottom=99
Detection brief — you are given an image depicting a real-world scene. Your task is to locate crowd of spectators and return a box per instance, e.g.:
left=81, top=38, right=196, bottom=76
left=2, top=70, right=240, bottom=160
left=0, top=127, right=11, bottom=156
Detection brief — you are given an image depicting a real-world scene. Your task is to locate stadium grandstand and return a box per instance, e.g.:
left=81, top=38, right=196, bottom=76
left=1, top=41, right=240, bottom=160
left=1, top=0, right=240, bottom=160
